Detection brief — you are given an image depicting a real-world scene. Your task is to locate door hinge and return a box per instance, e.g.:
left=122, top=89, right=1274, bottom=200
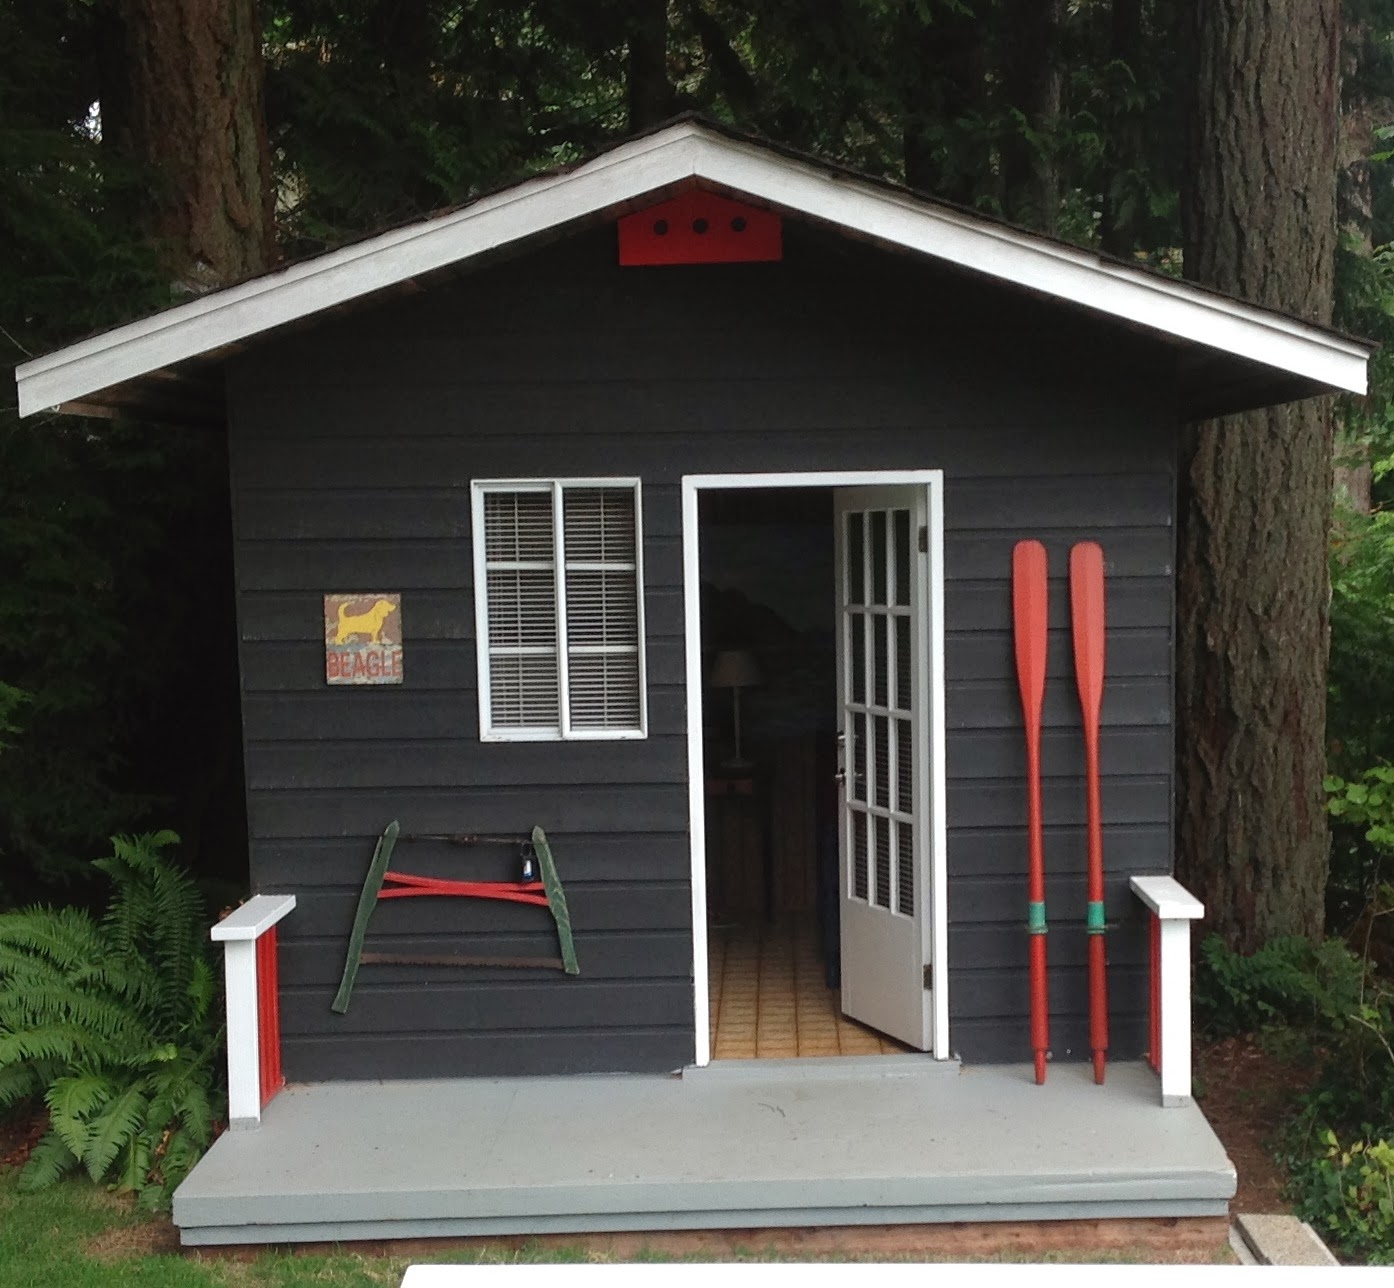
left=918, top=525, right=928, bottom=553
left=923, top=964, right=933, bottom=990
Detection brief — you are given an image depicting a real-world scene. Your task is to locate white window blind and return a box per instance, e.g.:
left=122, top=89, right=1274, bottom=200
left=473, top=480, right=646, bottom=740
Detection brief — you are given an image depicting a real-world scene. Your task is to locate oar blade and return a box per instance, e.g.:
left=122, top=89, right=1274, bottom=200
left=1012, top=540, right=1049, bottom=722
left=1069, top=542, right=1106, bottom=720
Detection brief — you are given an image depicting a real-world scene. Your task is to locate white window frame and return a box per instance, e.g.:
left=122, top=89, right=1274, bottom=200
left=471, top=477, right=648, bottom=742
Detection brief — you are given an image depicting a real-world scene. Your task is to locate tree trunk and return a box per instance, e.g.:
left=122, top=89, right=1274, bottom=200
left=1177, top=0, right=1340, bottom=951
left=1335, top=16, right=1381, bottom=516
left=1099, top=0, right=1144, bottom=257
left=626, top=0, right=672, bottom=131
left=901, top=2, right=984, bottom=203
left=109, top=0, right=274, bottom=288
left=999, top=0, right=1062, bottom=234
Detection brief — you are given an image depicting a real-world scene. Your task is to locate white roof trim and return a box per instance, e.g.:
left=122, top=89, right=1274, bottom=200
left=16, top=119, right=1369, bottom=417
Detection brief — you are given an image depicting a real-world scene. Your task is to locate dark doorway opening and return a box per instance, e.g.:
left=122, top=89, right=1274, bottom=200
left=697, top=487, right=908, bottom=1059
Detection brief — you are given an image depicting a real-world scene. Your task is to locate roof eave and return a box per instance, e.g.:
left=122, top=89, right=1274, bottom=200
left=15, top=120, right=1370, bottom=418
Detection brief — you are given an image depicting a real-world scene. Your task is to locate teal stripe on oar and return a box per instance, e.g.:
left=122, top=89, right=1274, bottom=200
left=1086, top=900, right=1107, bottom=934
left=533, top=826, right=579, bottom=975
left=1027, top=901, right=1048, bottom=935
left=332, top=820, right=400, bottom=1013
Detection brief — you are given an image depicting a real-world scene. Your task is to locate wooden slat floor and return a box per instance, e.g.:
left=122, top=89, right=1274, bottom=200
left=708, top=918, right=911, bottom=1059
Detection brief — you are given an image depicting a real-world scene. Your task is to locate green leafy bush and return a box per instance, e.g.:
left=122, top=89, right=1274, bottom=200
left=1328, top=767, right=1394, bottom=928
left=1329, top=766, right=1394, bottom=854
left=1290, top=1133, right=1394, bottom=1265
left=1193, top=933, right=1367, bottom=1038
left=0, top=831, right=223, bottom=1208
left=1197, top=930, right=1394, bottom=1262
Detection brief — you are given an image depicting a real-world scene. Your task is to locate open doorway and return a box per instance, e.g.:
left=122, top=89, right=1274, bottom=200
left=699, top=486, right=883, bottom=1059
left=686, top=474, right=947, bottom=1063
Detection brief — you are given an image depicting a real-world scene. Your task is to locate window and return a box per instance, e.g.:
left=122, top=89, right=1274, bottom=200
left=472, top=479, right=646, bottom=740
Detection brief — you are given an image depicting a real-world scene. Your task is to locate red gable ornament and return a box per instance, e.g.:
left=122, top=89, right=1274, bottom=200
left=618, top=190, right=782, bottom=266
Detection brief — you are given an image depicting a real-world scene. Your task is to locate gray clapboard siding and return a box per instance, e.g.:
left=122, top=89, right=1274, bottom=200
left=947, top=777, right=1171, bottom=829
left=247, top=785, right=690, bottom=839
left=229, top=220, right=1177, bottom=1079
left=241, top=641, right=473, bottom=692
left=951, top=923, right=1147, bottom=970
left=948, top=824, right=1172, bottom=878
left=253, top=833, right=691, bottom=885
left=233, top=433, right=1169, bottom=490
left=236, top=586, right=686, bottom=641
left=237, top=537, right=686, bottom=592
left=244, top=738, right=689, bottom=789
left=279, top=930, right=694, bottom=986
left=947, top=580, right=1172, bottom=632
left=947, top=630, right=1170, bottom=682
left=952, top=1017, right=1149, bottom=1063
left=241, top=688, right=687, bottom=742
left=955, top=965, right=1148, bottom=1016
left=947, top=529, right=1173, bottom=578
left=280, top=979, right=693, bottom=1035
left=946, top=677, right=1171, bottom=729
left=279, top=1029, right=693, bottom=1080
left=946, top=479, right=1173, bottom=528
left=286, top=884, right=692, bottom=938
left=238, top=638, right=687, bottom=692
left=242, top=526, right=1176, bottom=593
left=952, top=871, right=1153, bottom=917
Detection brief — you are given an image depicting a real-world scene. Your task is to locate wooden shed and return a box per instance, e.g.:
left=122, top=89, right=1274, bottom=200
left=16, top=117, right=1371, bottom=1247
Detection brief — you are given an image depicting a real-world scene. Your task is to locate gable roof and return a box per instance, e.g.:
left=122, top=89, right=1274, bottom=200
left=15, top=115, right=1372, bottom=423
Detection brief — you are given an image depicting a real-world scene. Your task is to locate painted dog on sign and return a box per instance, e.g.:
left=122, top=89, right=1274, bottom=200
left=335, top=598, right=397, bottom=645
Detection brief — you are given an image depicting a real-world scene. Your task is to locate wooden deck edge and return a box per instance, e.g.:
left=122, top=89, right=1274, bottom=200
left=187, top=1215, right=1233, bottom=1262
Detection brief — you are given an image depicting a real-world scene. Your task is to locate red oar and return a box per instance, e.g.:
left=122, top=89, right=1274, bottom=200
left=1012, top=540, right=1050, bottom=1085
left=1070, top=541, right=1109, bottom=1084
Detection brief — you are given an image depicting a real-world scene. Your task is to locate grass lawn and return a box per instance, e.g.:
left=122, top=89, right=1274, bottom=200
left=0, top=1165, right=1238, bottom=1284
left=0, top=1168, right=549, bottom=1287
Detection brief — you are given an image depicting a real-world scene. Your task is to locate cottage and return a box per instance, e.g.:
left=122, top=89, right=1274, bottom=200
left=16, top=117, right=1370, bottom=1248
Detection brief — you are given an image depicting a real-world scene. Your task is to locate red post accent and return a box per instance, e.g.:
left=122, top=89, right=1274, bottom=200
left=257, top=926, right=284, bottom=1107
left=1148, top=913, right=1162, bottom=1073
left=618, top=190, right=782, bottom=265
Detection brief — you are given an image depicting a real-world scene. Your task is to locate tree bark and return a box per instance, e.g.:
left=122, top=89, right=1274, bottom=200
left=999, top=0, right=1063, bottom=234
left=1099, top=0, right=1144, bottom=256
left=901, top=1, right=984, bottom=202
left=109, top=0, right=274, bottom=288
left=1334, top=15, right=1382, bottom=515
left=626, top=0, right=672, bottom=131
left=1177, top=0, right=1340, bottom=951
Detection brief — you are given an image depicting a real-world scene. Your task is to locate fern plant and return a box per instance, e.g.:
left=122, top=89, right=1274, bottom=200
left=0, top=830, right=223, bottom=1207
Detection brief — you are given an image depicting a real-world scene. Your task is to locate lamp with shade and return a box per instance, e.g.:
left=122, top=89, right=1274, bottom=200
left=709, top=648, right=762, bottom=769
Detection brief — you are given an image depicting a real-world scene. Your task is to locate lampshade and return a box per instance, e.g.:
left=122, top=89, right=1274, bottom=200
left=709, top=648, right=762, bottom=689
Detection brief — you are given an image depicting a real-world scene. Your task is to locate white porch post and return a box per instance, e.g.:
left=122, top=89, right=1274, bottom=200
left=211, top=894, right=297, bottom=1130
left=1129, top=875, right=1204, bottom=1107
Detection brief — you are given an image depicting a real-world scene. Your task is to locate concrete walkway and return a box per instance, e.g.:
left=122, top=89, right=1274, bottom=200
left=1233, top=1214, right=1341, bottom=1265
left=174, top=1058, right=1235, bottom=1246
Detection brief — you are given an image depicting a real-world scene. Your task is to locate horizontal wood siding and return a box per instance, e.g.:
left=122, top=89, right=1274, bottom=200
left=228, top=223, right=1177, bottom=1078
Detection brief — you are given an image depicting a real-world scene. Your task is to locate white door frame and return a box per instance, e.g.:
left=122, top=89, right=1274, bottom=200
left=681, top=469, right=949, bottom=1065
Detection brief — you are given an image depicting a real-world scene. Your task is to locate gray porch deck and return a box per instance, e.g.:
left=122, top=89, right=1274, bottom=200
left=173, top=1059, right=1235, bottom=1246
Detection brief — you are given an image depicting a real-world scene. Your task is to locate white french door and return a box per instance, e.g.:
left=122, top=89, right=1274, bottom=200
left=834, top=486, right=934, bottom=1050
